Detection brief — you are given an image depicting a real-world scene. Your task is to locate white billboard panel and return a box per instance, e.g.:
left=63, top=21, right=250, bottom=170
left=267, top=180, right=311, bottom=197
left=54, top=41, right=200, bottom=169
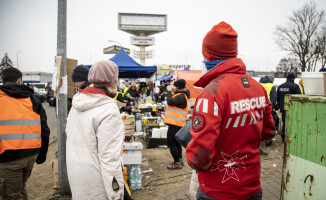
left=118, top=13, right=167, bottom=36
left=121, top=15, right=165, bottom=26
left=131, top=37, right=155, bottom=46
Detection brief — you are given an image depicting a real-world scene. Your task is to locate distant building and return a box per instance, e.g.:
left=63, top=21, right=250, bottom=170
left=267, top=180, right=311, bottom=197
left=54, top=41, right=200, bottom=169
left=252, top=71, right=277, bottom=77
left=246, top=70, right=301, bottom=78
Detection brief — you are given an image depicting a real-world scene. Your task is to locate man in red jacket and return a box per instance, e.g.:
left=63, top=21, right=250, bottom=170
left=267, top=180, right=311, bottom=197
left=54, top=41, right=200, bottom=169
left=186, top=22, right=276, bottom=200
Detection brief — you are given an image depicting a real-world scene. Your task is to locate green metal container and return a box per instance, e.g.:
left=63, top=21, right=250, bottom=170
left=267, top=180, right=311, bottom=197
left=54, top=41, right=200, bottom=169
left=281, top=95, right=326, bottom=200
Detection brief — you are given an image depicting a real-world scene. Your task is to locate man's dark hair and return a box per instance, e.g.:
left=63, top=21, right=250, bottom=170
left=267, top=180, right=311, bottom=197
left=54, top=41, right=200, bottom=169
left=1, top=67, right=23, bottom=83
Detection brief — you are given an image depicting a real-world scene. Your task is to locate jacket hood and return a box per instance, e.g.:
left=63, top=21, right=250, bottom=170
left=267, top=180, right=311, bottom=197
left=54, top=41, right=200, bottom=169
left=178, top=89, right=190, bottom=99
left=259, top=76, right=272, bottom=83
left=72, top=87, right=116, bottom=112
left=0, top=83, right=34, bottom=98
left=195, top=58, right=246, bottom=88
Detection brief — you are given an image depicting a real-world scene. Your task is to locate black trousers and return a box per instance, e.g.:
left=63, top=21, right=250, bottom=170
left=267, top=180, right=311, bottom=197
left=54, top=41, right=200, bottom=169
left=167, top=124, right=182, bottom=163
left=271, top=110, right=279, bottom=130
left=196, top=187, right=262, bottom=200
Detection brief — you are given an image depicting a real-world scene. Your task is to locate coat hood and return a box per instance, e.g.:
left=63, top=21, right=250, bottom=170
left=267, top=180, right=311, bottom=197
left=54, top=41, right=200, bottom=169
left=194, top=58, right=246, bottom=88
left=0, top=83, right=34, bottom=98
left=178, top=89, right=190, bottom=99
left=72, top=87, right=117, bottom=112
left=259, top=76, right=273, bottom=84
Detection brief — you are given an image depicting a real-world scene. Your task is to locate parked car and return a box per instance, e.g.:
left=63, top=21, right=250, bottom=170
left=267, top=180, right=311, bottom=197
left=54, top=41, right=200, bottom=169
left=32, top=83, right=47, bottom=102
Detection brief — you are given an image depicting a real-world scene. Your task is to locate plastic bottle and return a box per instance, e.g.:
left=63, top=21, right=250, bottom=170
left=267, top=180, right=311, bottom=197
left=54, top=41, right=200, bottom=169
left=129, top=165, right=136, bottom=190
left=136, top=165, right=142, bottom=189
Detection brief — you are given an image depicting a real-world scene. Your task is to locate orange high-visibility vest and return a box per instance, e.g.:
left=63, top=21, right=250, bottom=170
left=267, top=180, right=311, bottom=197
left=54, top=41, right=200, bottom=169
left=0, top=89, right=41, bottom=154
left=164, top=93, right=188, bottom=127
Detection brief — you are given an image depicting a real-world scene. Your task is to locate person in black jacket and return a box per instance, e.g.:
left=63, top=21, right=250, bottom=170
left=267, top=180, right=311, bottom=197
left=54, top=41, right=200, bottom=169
left=127, top=82, right=140, bottom=99
left=71, top=65, right=92, bottom=89
left=259, top=75, right=279, bottom=150
left=67, top=65, right=92, bottom=111
left=277, top=72, right=301, bottom=142
left=0, top=67, right=50, bottom=199
left=164, top=79, right=190, bottom=169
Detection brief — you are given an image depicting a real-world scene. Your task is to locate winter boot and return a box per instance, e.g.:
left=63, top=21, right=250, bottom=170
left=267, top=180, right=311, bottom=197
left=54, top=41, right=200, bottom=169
left=167, top=162, right=182, bottom=170
left=179, top=158, right=184, bottom=167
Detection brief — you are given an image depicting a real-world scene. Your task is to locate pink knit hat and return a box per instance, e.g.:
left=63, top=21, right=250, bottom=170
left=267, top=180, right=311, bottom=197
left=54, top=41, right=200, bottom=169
left=88, top=60, right=119, bottom=86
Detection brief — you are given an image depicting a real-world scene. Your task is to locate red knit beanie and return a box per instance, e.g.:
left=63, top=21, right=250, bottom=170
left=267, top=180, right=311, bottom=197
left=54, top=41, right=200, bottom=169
left=202, top=21, right=238, bottom=61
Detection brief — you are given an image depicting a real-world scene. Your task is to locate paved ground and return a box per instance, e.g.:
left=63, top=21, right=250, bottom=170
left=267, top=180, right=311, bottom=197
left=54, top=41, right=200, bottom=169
left=155, top=135, right=284, bottom=200
left=45, top=103, right=57, bottom=144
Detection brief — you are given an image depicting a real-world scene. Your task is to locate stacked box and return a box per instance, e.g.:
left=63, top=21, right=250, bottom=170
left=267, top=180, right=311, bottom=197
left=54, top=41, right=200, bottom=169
left=122, top=142, right=143, bottom=165
left=123, top=118, right=135, bottom=135
left=160, top=127, right=168, bottom=138
left=67, top=58, right=78, bottom=98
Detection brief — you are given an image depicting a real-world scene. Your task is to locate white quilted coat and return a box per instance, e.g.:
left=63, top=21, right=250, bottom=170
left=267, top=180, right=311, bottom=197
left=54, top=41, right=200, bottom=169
left=66, top=91, right=124, bottom=200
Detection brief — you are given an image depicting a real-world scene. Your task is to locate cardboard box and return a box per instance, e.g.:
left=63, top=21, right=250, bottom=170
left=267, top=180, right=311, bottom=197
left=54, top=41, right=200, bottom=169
left=123, top=118, right=135, bottom=126
left=125, top=124, right=135, bottom=130
left=152, top=128, right=161, bottom=138
left=67, top=58, right=78, bottom=98
left=125, top=129, right=135, bottom=134
left=67, top=86, right=76, bottom=99
left=122, top=152, right=142, bottom=164
left=123, top=142, right=143, bottom=150
left=160, top=127, right=168, bottom=138
left=67, top=58, right=78, bottom=87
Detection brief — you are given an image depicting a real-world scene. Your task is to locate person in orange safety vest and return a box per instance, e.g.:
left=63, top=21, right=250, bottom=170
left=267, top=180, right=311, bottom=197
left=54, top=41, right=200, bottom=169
left=164, top=79, right=190, bottom=170
left=0, top=67, right=50, bottom=199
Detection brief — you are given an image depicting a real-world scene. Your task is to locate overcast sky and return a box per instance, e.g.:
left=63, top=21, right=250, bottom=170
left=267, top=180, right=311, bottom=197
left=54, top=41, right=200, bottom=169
left=1, top=0, right=326, bottom=73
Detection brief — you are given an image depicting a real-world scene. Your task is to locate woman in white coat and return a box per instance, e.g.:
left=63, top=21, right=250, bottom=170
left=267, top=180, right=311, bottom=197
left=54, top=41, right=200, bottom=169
left=66, top=60, right=124, bottom=200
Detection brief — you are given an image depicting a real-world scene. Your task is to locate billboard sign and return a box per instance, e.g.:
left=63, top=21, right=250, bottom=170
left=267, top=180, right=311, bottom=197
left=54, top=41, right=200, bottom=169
left=131, top=36, right=155, bottom=46
left=118, top=13, right=167, bottom=36
left=103, top=45, right=130, bottom=54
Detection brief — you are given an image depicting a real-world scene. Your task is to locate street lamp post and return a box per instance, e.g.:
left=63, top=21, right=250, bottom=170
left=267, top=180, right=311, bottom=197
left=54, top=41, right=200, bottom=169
left=17, top=51, right=21, bottom=69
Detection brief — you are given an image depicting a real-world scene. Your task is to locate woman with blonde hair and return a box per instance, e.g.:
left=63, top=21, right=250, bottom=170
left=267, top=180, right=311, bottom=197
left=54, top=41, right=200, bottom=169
left=66, top=60, right=124, bottom=199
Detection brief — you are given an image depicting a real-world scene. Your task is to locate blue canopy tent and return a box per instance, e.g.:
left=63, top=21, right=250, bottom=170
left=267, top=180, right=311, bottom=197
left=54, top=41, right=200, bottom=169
left=183, top=67, right=190, bottom=71
left=109, top=49, right=157, bottom=78
left=158, top=74, right=168, bottom=81
left=162, top=71, right=175, bottom=81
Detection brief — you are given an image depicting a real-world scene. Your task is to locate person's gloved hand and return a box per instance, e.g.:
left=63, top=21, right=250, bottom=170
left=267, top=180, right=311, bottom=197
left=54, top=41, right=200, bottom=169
left=35, top=154, right=46, bottom=164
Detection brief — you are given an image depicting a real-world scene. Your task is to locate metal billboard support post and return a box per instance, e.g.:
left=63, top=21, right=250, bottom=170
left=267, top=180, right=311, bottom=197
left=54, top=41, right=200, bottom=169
left=139, top=46, right=145, bottom=65
left=57, top=0, right=70, bottom=195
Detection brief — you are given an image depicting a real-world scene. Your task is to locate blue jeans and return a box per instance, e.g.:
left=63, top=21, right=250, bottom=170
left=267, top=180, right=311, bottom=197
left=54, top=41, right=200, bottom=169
left=196, top=187, right=263, bottom=200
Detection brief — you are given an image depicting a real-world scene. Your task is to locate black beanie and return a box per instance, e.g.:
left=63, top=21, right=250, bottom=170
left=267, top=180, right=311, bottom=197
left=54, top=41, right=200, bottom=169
left=72, top=65, right=89, bottom=82
left=174, top=79, right=186, bottom=89
left=287, top=72, right=295, bottom=79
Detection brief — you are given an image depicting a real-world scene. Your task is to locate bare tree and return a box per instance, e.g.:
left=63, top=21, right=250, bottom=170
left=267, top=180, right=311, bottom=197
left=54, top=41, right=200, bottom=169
left=274, top=2, right=325, bottom=72
left=316, top=26, right=326, bottom=70
left=274, top=57, right=300, bottom=78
